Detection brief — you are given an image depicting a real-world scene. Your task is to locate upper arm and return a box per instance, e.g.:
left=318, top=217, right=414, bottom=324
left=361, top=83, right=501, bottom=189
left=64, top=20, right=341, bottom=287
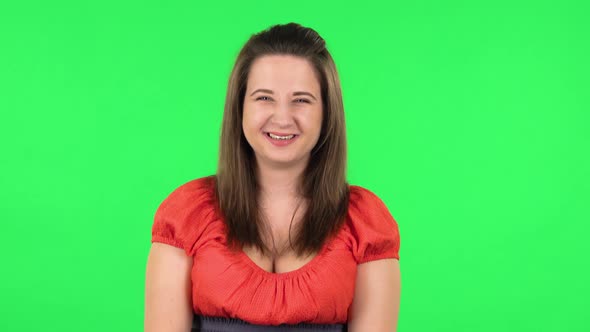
left=348, top=258, right=401, bottom=332
left=144, top=243, right=194, bottom=332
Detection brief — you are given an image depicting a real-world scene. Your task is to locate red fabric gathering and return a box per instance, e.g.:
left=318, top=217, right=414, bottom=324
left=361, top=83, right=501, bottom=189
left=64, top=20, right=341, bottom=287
left=151, top=176, right=400, bottom=325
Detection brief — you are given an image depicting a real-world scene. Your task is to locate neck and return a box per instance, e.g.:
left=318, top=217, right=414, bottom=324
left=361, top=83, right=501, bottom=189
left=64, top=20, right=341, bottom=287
left=255, top=159, right=307, bottom=201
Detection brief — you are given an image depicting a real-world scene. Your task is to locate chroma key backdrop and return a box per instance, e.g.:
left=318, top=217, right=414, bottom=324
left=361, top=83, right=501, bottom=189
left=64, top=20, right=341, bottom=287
left=0, top=0, right=588, bottom=331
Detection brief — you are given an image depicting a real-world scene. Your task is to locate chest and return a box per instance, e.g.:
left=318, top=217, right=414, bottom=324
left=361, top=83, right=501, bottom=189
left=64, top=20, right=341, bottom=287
left=190, top=239, right=358, bottom=324
left=241, top=244, right=317, bottom=274
left=247, top=201, right=312, bottom=273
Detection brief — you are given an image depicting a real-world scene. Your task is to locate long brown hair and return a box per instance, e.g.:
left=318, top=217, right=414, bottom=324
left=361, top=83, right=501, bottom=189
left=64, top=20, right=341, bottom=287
left=214, top=22, right=349, bottom=257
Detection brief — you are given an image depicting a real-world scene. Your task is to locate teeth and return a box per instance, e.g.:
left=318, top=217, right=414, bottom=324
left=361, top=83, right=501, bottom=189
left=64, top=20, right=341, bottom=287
left=268, top=133, right=295, bottom=140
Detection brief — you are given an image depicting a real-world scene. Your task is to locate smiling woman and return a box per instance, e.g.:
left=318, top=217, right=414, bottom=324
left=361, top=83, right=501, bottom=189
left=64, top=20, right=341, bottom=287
left=145, top=22, right=401, bottom=332
left=243, top=55, right=323, bottom=169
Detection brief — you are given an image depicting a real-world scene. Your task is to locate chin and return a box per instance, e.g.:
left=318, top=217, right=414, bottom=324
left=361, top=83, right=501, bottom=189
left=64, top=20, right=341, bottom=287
left=259, top=153, right=306, bottom=167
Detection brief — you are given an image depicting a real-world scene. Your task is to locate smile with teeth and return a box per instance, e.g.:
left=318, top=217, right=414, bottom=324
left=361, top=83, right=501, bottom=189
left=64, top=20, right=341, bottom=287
left=267, top=133, right=296, bottom=140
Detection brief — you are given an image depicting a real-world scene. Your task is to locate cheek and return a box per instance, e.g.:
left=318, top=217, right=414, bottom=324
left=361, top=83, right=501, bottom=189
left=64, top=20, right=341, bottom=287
left=242, top=105, right=264, bottom=134
left=311, top=109, right=323, bottom=132
left=242, top=104, right=254, bottom=129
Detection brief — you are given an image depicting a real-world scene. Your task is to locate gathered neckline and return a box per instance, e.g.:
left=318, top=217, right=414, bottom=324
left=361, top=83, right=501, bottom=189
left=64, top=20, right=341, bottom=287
left=236, top=239, right=332, bottom=280
left=199, top=177, right=359, bottom=279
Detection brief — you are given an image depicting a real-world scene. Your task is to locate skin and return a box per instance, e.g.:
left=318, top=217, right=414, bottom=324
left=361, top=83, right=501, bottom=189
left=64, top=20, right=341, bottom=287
left=241, top=54, right=323, bottom=264
left=348, top=259, right=401, bottom=332
left=144, top=243, right=193, bottom=332
left=144, top=54, right=400, bottom=331
left=242, top=54, right=323, bottom=203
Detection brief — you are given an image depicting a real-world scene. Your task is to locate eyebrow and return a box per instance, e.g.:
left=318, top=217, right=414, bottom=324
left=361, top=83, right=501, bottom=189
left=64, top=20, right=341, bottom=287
left=250, top=89, right=317, bottom=101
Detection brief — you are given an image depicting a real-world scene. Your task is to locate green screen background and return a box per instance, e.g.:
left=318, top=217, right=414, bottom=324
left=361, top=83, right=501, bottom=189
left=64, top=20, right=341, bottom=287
left=1, top=0, right=588, bottom=331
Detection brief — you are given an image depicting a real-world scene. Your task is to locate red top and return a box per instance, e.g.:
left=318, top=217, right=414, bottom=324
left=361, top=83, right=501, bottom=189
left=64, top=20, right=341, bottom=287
left=151, top=176, right=401, bottom=325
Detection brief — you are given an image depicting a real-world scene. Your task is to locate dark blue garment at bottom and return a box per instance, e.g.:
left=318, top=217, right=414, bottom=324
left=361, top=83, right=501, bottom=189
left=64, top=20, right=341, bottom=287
left=192, top=314, right=348, bottom=332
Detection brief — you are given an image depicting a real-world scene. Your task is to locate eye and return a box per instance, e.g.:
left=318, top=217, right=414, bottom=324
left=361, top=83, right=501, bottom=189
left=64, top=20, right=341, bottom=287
left=294, top=98, right=310, bottom=104
left=256, top=96, right=272, bottom=101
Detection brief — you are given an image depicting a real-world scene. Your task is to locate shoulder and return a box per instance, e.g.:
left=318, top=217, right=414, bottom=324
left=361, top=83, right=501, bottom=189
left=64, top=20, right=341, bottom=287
left=344, top=184, right=401, bottom=263
left=349, top=184, right=381, bottom=201
left=164, top=175, right=216, bottom=199
left=156, top=175, right=217, bottom=211
left=348, top=184, right=392, bottom=216
left=151, top=175, right=218, bottom=256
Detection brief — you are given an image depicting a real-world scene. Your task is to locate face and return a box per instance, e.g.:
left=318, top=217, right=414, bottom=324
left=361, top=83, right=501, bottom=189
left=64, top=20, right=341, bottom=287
left=242, top=55, right=323, bottom=170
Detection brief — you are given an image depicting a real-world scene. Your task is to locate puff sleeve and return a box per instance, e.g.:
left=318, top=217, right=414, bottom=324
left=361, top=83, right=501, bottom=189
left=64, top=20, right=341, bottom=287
left=347, top=186, right=401, bottom=264
left=151, top=176, right=217, bottom=256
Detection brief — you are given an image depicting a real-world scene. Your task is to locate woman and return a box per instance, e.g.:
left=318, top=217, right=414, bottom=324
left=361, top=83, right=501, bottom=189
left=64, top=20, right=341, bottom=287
left=145, top=22, right=401, bottom=332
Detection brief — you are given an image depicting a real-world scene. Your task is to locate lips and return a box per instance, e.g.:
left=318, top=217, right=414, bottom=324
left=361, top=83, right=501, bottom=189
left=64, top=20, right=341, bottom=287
left=263, top=131, right=299, bottom=146
left=265, top=131, right=298, bottom=136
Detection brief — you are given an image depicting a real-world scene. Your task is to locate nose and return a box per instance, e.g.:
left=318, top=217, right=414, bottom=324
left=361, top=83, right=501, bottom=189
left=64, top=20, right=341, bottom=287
left=269, top=102, right=296, bottom=128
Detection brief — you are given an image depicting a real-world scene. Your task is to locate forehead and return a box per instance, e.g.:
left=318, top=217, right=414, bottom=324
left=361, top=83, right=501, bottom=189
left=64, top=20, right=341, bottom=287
left=246, top=55, right=321, bottom=93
